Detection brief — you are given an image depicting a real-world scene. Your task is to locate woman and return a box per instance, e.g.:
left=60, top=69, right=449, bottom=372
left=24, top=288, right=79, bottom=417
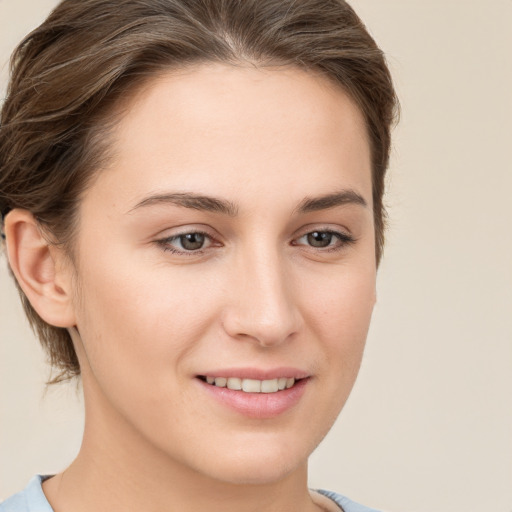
left=0, top=0, right=398, bottom=511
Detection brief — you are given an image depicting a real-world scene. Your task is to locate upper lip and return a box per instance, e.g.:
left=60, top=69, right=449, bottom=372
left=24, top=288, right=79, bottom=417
left=196, top=367, right=310, bottom=380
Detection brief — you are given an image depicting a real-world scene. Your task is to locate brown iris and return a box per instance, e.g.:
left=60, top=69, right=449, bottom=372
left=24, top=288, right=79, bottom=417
left=307, top=231, right=334, bottom=248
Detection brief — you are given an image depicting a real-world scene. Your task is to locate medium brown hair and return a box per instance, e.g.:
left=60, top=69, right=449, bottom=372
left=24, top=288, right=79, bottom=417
left=0, top=0, right=399, bottom=383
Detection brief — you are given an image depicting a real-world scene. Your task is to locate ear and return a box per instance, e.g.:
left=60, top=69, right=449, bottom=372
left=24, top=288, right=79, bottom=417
left=4, top=209, right=77, bottom=328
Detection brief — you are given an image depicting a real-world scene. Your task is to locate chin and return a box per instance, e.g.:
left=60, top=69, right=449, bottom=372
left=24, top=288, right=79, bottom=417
left=187, top=433, right=313, bottom=486
left=204, top=457, right=302, bottom=486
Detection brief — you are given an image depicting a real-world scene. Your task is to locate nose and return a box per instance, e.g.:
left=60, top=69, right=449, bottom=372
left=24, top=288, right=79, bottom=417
left=221, top=246, right=303, bottom=347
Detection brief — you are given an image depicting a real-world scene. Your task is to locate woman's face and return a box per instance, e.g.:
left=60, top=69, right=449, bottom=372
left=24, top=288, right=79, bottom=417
left=69, top=63, right=376, bottom=484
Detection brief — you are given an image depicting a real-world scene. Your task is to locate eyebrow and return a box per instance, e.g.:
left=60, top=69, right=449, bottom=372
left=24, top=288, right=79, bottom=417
left=295, top=190, right=368, bottom=214
left=129, top=192, right=239, bottom=216
left=129, top=189, right=367, bottom=216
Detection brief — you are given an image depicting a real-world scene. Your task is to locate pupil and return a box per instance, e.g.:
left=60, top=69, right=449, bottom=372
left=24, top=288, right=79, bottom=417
left=181, top=233, right=205, bottom=250
left=307, top=231, right=332, bottom=248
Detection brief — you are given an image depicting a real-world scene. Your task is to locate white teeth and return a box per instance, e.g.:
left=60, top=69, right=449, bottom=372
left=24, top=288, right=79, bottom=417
left=242, top=379, right=261, bottom=393
left=214, top=377, right=227, bottom=387
left=205, top=376, right=298, bottom=393
left=227, top=377, right=242, bottom=390
left=261, top=379, right=279, bottom=393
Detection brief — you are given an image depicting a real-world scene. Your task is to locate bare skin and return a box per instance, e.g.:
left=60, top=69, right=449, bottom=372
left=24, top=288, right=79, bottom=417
left=7, top=63, right=375, bottom=512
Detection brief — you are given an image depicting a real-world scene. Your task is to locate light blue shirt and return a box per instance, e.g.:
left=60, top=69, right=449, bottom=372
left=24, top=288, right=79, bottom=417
left=0, top=475, right=382, bottom=512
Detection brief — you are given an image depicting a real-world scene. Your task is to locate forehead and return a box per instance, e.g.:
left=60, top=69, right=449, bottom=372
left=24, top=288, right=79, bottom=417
left=89, top=63, right=372, bottom=212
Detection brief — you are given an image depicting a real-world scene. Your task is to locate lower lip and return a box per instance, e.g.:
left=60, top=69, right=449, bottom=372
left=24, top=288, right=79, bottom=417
left=197, top=378, right=309, bottom=419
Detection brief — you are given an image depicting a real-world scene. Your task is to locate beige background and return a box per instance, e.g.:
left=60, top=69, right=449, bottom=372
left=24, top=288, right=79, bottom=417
left=1, top=1, right=511, bottom=511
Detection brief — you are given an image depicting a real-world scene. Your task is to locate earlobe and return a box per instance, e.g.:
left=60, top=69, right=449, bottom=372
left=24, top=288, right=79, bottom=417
left=4, top=209, right=76, bottom=328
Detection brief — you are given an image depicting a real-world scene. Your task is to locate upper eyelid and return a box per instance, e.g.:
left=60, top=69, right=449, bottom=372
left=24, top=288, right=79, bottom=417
left=160, top=230, right=216, bottom=244
left=164, top=228, right=212, bottom=238
left=292, top=225, right=354, bottom=240
left=293, top=230, right=355, bottom=246
left=156, top=225, right=353, bottom=240
left=156, top=226, right=219, bottom=242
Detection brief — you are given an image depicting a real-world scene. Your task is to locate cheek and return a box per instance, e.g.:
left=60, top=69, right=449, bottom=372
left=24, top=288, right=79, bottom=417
left=302, top=261, right=376, bottom=387
left=304, top=260, right=375, bottom=341
left=72, top=248, right=221, bottom=394
left=71, top=254, right=229, bottom=455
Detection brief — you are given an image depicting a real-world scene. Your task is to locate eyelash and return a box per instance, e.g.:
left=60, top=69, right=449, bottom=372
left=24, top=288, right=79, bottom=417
left=157, top=228, right=356, bottom=256
left=157, top=230, right=214, bottom=255
left=292, top=229, right=356, bottom=252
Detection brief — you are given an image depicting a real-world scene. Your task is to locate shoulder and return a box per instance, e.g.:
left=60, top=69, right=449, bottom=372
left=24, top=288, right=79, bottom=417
left=1, top=479, right=383, bottom=512
left=0, top=476, right=54, bottom=512
left=315, top=489, right=384, bottom=512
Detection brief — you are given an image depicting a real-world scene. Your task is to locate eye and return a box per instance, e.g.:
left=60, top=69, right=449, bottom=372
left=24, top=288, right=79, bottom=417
left=305, top=231, right=335, bottom=248
left=294, top=229, right=355, bottom=251
left=157, top=231, right=214, bottom=254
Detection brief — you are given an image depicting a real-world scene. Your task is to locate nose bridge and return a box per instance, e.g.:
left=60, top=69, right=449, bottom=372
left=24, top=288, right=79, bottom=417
left=223, top=240, right=301, bottom=346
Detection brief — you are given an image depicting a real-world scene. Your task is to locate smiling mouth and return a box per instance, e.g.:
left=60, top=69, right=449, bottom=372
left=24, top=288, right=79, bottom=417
left=198, top=376, right=300, bottom=393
